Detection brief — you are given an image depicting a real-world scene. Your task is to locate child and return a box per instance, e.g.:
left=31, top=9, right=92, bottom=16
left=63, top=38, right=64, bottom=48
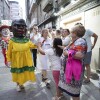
left=6, top=19, right=37, bottom=92
left=38, top=38, right=63, bottom=100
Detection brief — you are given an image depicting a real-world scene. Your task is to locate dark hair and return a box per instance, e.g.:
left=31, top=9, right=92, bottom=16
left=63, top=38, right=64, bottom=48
left=75, top=23, right=83, bottom=26
left=53, top=38, right=63, bottom=57
left=56, top=30, right=61, bottom=34
left=71, top=25, right=85, bottom=37
left=41, top=29, right=48, bottom=37
left=64, top=29, right=70, bottom=34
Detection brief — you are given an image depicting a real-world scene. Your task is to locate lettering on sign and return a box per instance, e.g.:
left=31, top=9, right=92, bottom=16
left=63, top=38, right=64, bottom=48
left=92, top=9, right=100, bottom=16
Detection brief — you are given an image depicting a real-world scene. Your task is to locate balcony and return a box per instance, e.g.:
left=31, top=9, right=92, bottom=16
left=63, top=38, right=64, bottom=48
left=43, top=0, right=53, bottom=13
left=58, top=0, right=71, bottom=7
left=29, top=0, right=36, bottom=15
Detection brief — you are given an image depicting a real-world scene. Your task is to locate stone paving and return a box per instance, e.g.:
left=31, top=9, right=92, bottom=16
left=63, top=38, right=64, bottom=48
left=0, top=47, right=100, bottom=100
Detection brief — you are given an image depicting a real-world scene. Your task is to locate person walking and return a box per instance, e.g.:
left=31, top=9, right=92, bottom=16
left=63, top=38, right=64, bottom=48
left=38, top=38, right=63, bottom=100
left=6, top=19, right=37, bottom=92
left=39, top=29, right=52, bottom=88
left=58, top=25, right=87, bottom=100
left=30, top=26, right=41, bottom=68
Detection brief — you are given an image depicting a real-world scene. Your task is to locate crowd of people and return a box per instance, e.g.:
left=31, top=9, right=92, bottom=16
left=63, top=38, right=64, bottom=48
left=0, top=19, right=98, bottom=100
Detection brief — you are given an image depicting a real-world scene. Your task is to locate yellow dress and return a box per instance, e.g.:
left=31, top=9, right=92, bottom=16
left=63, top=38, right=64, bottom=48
left=6, top=37, right=37, bottom=85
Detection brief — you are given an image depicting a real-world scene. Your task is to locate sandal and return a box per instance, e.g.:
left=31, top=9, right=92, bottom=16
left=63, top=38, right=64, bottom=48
left=83, top=80, right=90, bottom=84
left=42, top=74, right=48, bottom=82
left=20, top=85, right=25, bottom=90
left=46, top=83, right=50, bottom=89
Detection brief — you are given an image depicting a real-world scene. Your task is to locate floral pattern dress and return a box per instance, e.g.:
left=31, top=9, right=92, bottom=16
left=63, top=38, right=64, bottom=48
left=58, top=38, right=87, bottom=97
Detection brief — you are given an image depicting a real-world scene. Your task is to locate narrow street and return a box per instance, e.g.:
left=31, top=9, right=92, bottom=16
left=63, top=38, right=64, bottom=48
left=0, top=47, right=100, bottom=100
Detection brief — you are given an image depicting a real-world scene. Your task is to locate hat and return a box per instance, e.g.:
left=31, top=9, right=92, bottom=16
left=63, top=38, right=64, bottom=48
left=0, top=25, right=10, bottom=31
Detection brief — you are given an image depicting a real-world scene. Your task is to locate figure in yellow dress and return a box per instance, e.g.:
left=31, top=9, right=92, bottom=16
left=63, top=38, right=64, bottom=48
left=6, top=19, right=37, bottom=92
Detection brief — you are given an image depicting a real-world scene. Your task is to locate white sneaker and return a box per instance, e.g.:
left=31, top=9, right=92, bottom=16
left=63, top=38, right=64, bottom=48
left=16, top=85, right=21, bottom=92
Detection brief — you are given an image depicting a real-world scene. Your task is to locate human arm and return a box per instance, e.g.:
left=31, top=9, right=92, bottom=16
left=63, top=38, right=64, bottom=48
left=38, top=43, right=45, bottom=55
left=64, top=38, right=87, bottom=59
left=6, top=40, right=12, bottom=65
left=58, top=45, right=65, bottom=49
left=30, top=33, right=34, bottom=41
left=63, top=49, right=84, bottom=60
left=74, top=52, right=85, bottom=59
left=92, top=33, right=98, bottom=49
left=63, top=36, right=71, bottom=46
left=29, top=41, right=37, bottom=49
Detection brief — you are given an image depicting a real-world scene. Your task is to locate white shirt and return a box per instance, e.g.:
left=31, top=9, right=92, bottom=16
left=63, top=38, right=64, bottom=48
left=83, top=29, right=94, bottom=52
left=39, top=37, right=52, bottom=50
left=30, top=33, right=41, bottom=44
left=62, top=35, right=71, bottom=46
left=45, top=48, right=61, bottom=71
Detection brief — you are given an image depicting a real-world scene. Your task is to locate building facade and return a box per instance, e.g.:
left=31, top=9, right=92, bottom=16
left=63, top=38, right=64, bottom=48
left=56, top=0, right=100, bottom=72
left=26, top=0, right=70, bottom=29
left=0, top=0, right=10, bottom=20
left=9, top=1, right=23, bottom=20
left=26, top=0, right=100, bottom=72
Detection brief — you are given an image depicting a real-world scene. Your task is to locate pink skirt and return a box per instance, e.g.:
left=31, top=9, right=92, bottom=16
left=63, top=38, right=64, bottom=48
left=52, top=70, right=60, bottom=87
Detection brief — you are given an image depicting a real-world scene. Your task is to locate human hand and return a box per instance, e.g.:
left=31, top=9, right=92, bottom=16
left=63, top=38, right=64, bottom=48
left=92, top=44, right=95, bottom=50
left=63, top=51, right=68, bottom=56
left=7, top=62, right=11, bottom=67
left=58, top=45, right=65, bottom=49
left=74, top=52, right=84, bottom=59
left=37, top=42, right=42, bottom=47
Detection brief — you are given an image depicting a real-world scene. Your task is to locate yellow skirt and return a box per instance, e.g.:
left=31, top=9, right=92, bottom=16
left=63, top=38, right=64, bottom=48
left=12, top=71, right=36, bottom=85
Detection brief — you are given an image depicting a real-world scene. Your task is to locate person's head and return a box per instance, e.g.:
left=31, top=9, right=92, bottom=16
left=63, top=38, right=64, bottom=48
left=41, top=29, right=49, bottom=39
left=71, top=25, right=85, bottom=40
left=53, top=38, right=63, bottom=57
left=63, top=29, right=70, bottom=37
left=33, top=26, right=38, bottom=34
left=0, top=25, right=10, bottom=37
left=56, top=30, right=61, bottom=38
left=11, top=19, right=27, bottom=38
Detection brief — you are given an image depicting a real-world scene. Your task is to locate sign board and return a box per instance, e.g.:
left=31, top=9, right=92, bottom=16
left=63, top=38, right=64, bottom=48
left=0, top=20, right=12, bottom=26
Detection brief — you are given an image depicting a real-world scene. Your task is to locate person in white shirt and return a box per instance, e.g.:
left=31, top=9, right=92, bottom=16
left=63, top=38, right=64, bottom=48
left=38, top=29, right=52, bottom=88
left=75, top=23, right=98, bottom=84
left=30, top=26, right=41, bottom=67
left=38, top=38, right=63, bottom=100
left=62, top=29, right=71, bottom=46
left=83, top=29, right=98, bottom=84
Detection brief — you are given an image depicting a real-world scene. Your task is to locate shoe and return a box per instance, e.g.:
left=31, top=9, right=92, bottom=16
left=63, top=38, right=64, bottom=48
left=42, top=78, right=48, bottom=82
left=83, top=80, right=90, bottom=84
left=16, top=85, right=21, bottom=92
left=20, top=85, right=25, bottom=90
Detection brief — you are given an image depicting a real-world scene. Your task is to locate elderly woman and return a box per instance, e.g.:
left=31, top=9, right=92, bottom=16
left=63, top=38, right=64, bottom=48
left=58, top=25, right=87, bottom=100
left=39, top=29, right=52, bottom=88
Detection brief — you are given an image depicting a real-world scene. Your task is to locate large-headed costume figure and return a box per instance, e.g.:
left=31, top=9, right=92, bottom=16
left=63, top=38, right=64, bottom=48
left=6, top=19, right=37, bottom=92
left=0, top=25, right=10, bottom=67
